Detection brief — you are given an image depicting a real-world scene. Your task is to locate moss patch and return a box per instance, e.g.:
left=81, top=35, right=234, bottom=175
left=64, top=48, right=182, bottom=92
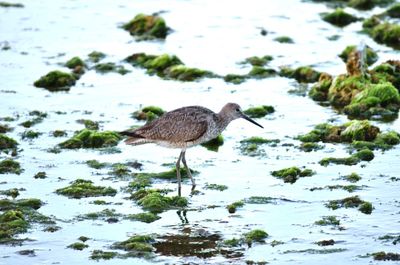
left=55, top=179, right=117, bottom=199
left=271, top=167, right=315, bottom=184
left=243, top=105, right=275, bottom=118
left=0, top=159, right=22, bottom=174
left=122, top=13, right=169, bottom=40
left=322, top=9, right=358, bottom=27
left=33, top=70, right=76, bottom=92
left=59, top=129, right=122, bottom=149
left=325, top=195, right=373, bottom=214
left=280, top=66, right=321, bottom=83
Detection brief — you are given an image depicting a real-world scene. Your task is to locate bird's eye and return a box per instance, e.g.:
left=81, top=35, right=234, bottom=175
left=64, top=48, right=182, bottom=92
left=235, top=108, right=240, bottom=112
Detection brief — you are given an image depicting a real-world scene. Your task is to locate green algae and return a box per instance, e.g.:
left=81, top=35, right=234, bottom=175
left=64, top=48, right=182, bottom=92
left=280, top=66, right=321, bottom=83
left=248, top=66, right=277, bottom=79
left=135, top=167, right=197, bottom=180
left=132, top=105, right=165, bottom=122
left=59, top=129, right=122, bottom=149
left=299, top=142, right=324, bottom=152
left=223, top=74, right=246, bottom=84
left=128, top=174, right=152, bottom=191
left=244, top=229, right=268, bottom=244
left=328, top=75, right=367, bottom=107
left=274, top=36, right=294, bottom=43
left=87, top=51, right=106, bottom=63
left=109, top=163, right=131, bottom=177
left=201, top=134, right=224, bottom=152
left=55, top=179, right=117, bottom=199
left=386, top=3, right=400, bottom=18
left=339, top=45, right=378, bottom=66
left=343, top=172, right=362, bottom=182
left=242, top=55, right=273, bottom=66
left=94, top=62, right=130, bottom=75
left=33, top=171, right=47, bottom=179
left=82, top=209, right=120, bottom=222
left=127, top=212, right=160, bottom=223
left=132, top=189, right=188, bottom=213
left=122, top=13, right=169, bottom=40
left=0, top=134, right=18, bottom=150
left=52, top=130, right=67, bottom=137
left=243, top=105, right=275, bottom=118
left=310, top=184, right=361, bottom=193
left=314, top=216, right=340, bottom=226
left=239, top=137, right=279, bottom=156
left=21, top=130, right=42, bottom=139
left=370, top=22, right=400, bottom=49
left=33, top=70, right=76, bottom=91
left=372, top=251, right=400, bottom=261
left=0, top=2, right=23, bottom=8
left=227, top=200, right=245, bottom=213
left=271, top=167, right=315, bottom=184
left=283, top=248, right=347, bottom=254
left=86, top=159, right=108, bottom=169
left=319, top=149, right=374, bottom=166
left=90, top=250, right=118, bottom=260
left=67, top=242, right=89, bottom=250
left=65, top=56, right=85, bottom=70
left=0, top=159, right=22, bottom=174
left=164, top=65, right=213, bottom=81
left=223, top=238, right=241, bottom=247
left=77, top=119, right=99, bottom=130
left=322, top=8, right=358, bottom=27
left=0, top=188, right=20, bottom=198
left=309, top=73, right=333, bottom=101
left=348, top=0, right=395, bottom=10
left=204, top=183, right=228, bottom=191
left=112, top=234, right=155, bottom=253
left=326, top=195, right=373, bottom=214
left=0, top=124, right=12, bottom=133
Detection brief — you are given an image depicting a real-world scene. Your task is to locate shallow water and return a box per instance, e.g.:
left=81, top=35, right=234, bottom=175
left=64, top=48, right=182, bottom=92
left=1, top=0, right=400, bottom=264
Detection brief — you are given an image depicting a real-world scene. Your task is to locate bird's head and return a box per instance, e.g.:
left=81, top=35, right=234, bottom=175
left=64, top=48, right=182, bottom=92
left=220, top=103, right=264, bottom=128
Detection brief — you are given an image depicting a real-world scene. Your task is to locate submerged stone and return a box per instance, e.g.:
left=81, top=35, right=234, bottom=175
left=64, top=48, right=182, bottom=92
left=122, top=13, right=169, bottom=40
left=55, top=179, right=117, bottom=199
left=322, top=9, right=358, bottom=27
left=33, top=70, right=76, bottom=91
left=59, top=129, right=122, bottom=149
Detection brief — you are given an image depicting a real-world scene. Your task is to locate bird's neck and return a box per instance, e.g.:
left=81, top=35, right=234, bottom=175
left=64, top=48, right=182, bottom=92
left=216, top=112, right=232, bottom=132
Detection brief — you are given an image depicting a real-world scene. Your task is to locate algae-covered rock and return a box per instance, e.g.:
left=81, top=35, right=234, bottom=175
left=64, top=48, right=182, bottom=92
left=326, top=195, right=373, bottom=214
left=319, top=149, right=374, bottom=166
left=243, top=105, right=275, bottom=118
left=223, top=74, right=247, bottom=84
left=309, top=73, right=333, bottom=101
left=242, top=55, right=273, bottom=66
left=87, top=51, right=106, bottom=63
left=164, top=65, right=213, bottom=81
left=386, top=3, right=400, bottom=18
left=271, top=167, right=315, bottom=184
left=135, top=190, right=188, bottom=213
left=0, top=134, right=18, bottom=150
left=339, top=45, right=378, bottom=66
left=132, top=106, right=165, bottom=122
left=77, top=119, right=99, bottom=130
left=227, top=200, right=244, bottom=213
left=94, top=62, right=130, bottom=75
left=280, top=66, right=321, bottom=83
left=0, top=124, right=12, bottom=133
left=67, top=242, right=89, bottom=250
left=0, top=159, right=22, bottom=174
left=55, top=179, right=117, bottom=199
left=328, top=75, right=366, bottom=107
left=372, top=251, right=400, bottom=261
left=274, top=36, right=294, bottom=44
left=33, top=70, right=76, bottom=91
left=59, top=129, right=122, bottom=149
left=127, top=212, right=160, bottom=223
left=90, top=250, right=118, bottom=260
left=200, top=134, right=224, bottom=152
left=65, top=56, right=86, bottom=75
left=244, top=229, right=268, bottom=244
left=247, top=66, right=277, bottom=79
left=370, top=22, right=400, bottom=49
left=122, top=13, right=169, bottom=40
left=322, top=9, right=358, bottom=27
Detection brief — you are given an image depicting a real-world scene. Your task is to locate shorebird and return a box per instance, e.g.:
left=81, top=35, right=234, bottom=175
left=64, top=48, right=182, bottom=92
left=121, top=103, right=263, bottom=196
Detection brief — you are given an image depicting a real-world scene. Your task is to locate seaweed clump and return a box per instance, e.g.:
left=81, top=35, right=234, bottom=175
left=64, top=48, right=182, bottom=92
left=130, top=189, right=188, bottom=213
left=59, top=129, right=122, bottom=149
left=239, top=137, right=280, bottom=157
left=132, top=106, right=165, bottom=123
left=243, top=105, right=275, bottom=118
left=122, top=13, right=169, bottom=40
left=33, top=70, right=76, bottom=92
left=0, top=159, right=22, bottom=174
left=326, top=195, right=373, bottom=214
left=280, top=66, right=322, bottom=83
left=321, top=8, right=358, bottom=27
left=271, top=167, right=315, bottom=184
left=125, top=53, right=213, bottom=81
left=56, top=179, right=116, bottom=199
left=372, top=251, right=400, bottom=261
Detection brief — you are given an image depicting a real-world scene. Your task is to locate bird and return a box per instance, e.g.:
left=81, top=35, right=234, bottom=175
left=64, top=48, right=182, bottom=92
left=120, top=103, right=263, bottom=196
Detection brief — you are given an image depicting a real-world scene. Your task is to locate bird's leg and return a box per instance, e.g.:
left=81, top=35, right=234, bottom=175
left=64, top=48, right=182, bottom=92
left=182, top=150, right=196, bottom=190
left=176, top=150, right=184, bottom=197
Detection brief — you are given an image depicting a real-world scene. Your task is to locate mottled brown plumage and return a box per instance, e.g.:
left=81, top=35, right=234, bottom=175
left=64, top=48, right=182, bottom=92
left=121, top=103, right=263, bottom=196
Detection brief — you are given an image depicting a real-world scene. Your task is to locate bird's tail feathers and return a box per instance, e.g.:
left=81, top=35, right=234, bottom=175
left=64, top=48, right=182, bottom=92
left=124, top=137, right=153, bottom=146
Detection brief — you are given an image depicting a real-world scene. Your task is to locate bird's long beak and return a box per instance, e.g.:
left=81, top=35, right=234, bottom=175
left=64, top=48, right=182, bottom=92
left=241, top=113, right=264, bottom=128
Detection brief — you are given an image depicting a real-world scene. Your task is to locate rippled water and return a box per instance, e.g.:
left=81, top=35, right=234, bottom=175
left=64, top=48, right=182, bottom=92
left=1, top=0, right=400, bottom=264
